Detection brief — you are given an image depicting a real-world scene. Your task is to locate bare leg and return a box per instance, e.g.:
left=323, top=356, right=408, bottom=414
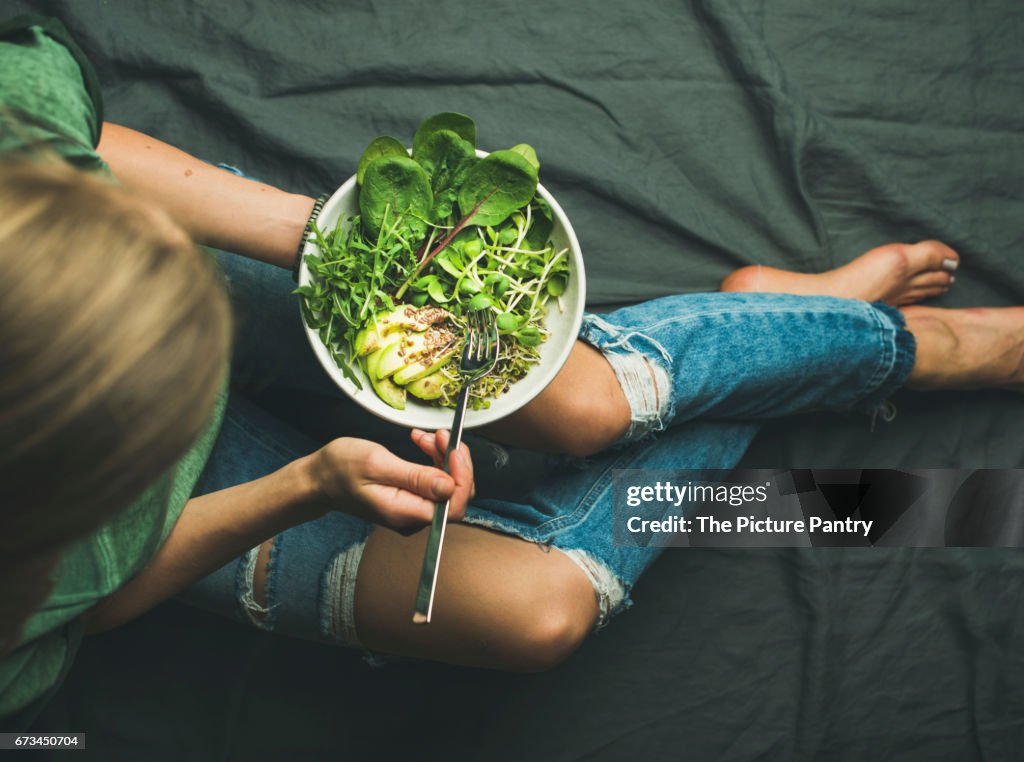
left=485, top=296, right=1024, bottom=459
left=481, top=341, right=632, bottom=457
left=904, top=306, right=1024, bottom=390
left=245, top=525, right=597, bottom=671
left=353, top=524, right=599, bottom=671
left=343, top=275, right=1024, bottom=674
left=486, top=240, right=965, bottom=455
left=720, top=240, right=959, bottom=305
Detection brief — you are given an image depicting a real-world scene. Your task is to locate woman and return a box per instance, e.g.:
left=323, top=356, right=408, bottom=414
left=4, top=16, right=1024, bottom=723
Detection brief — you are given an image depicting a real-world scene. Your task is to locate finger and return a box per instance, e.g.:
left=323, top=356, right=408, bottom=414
left=416, top=429, right=474, bottom=518
left=433, top=429, right=467, bottom=471
left=434, top=428, right=451, bottom=459
left=410, top=429, right=441, bottom=465
left=365, top=447, right=454, bottom=501
left=434, top=430, right=472, bottom=484
left=446, top=442, right=475, bottom=521
left=427, top=428, right=453, bottom=471
left=363, top=483, right=436, bottom=531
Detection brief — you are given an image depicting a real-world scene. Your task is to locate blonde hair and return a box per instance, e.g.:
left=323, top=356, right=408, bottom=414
left=0, top=159, right=232, bottom=652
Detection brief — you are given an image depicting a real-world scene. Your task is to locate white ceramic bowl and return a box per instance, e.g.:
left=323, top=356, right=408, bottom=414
left=298, top=151, right=586, bottom=430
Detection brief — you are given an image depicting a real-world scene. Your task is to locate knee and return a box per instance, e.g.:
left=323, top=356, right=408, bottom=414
left=506, top=565, right=598, bottom=672
left=513, top=601, right=593, bottom=672
left=550, top=395, right=624, bottom=458
left=490, top=341, right=631, bottom=456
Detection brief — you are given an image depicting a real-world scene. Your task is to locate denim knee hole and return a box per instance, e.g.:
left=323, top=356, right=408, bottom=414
left=320, top=539, right=367, bottom=647
left=238, top=545, right=275, bottom=631
left=603, top=350, right=672, bottom=443
left=558, top=548, right=629, bottom=627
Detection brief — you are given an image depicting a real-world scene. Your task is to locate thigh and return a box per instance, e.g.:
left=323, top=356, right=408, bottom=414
left=354, top=521, right=598, bottom=670
left=348, top=421, right=758, bottom=667
left=191, top=393, right=318, bottom=497
left=468, top=419, right=761, bottom=619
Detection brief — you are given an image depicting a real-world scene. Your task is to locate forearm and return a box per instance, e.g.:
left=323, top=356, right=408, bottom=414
left=79, top=432, right=472, bottom=634
left=96, top=122, right=315, bottom=268
left=81, top=455, right=323, bottom=633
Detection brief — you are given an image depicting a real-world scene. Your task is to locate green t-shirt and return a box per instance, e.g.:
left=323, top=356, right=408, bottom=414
left=0, top=17, right=227, bottom=722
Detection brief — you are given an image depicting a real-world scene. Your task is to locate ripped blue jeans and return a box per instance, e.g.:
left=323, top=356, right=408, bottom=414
left=180, top=251, right=915, bottom=644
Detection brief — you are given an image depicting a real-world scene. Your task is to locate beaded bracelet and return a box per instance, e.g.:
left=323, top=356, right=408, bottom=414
left=291, top=193, right=330, bottom=282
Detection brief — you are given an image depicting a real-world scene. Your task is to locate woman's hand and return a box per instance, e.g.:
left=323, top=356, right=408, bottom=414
left=81, top=433, right=474, bottom=634
left=307, top=432, right=474, bottom=532
left=410, top=426, right=477, bottom=503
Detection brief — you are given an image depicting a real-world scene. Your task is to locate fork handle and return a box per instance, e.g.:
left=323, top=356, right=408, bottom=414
left=412, top=384, right=470, bottom=624
left=442, top=384, right=470, bottom=471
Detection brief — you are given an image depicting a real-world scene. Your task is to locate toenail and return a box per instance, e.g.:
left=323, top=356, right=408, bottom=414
left=949, top=276, right=956, bottom=284
left=942, top=258, right=958, bottom=272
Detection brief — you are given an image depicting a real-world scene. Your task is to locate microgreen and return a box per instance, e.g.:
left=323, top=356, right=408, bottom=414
left=298, top=113, right=570, bottom=410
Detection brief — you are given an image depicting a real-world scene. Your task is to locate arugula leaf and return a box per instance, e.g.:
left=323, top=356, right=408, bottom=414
left=301, top=114, right=569, bottom=412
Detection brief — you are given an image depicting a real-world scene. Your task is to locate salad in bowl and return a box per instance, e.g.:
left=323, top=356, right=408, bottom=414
left=295, top=113, right=585, bottom=429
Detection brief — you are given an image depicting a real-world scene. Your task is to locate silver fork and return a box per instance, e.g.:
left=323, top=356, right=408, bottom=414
left=413, top=309, right=499, bottom=624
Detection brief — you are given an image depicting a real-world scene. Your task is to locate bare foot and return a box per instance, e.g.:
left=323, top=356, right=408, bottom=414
left=720, top=240, right=959, bottom=305
left=903, top=305, right=1024, bottom=391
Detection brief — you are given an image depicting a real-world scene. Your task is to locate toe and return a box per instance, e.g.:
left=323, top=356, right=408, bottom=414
left=898, top=286, right=950, bottom=305
left=908, top=270, right=955, bottom=289
left=907, top=240, right=960, bottom=273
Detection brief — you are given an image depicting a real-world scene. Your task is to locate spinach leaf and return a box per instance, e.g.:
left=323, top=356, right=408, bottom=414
left=413, top=129, right=478, bottom=217
left=307, top=112, right=568, bottom=407
left=359, top=156, right=433, bottom=242
left=457, top=149, right=538, bottom=227
left=413, top=129, right=475, bottom=178
left=356, top=136, right=408, bottom=185
left=412, top=112, right=476, bottom=158
left=396, top=150, right=538, bottom=296
left=524, top=199, right=553, bottom=251
left=509, top=143, right=539, bottom=171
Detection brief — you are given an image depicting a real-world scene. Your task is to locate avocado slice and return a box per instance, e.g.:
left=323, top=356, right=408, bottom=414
left=370, top=374, right=407, bottom=410
left=376, top=326, right=457, bottom=379
left=363, top=353, right=407, bottom=409
left=353, top=325, right=386, bottom=357
left=406, top=371, right=446, bottom=400
left=365, top=342, right=398, bottom=381
left=392, top=344, right=458, bottom=386
left=353, top=305, right=453, bottom=358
